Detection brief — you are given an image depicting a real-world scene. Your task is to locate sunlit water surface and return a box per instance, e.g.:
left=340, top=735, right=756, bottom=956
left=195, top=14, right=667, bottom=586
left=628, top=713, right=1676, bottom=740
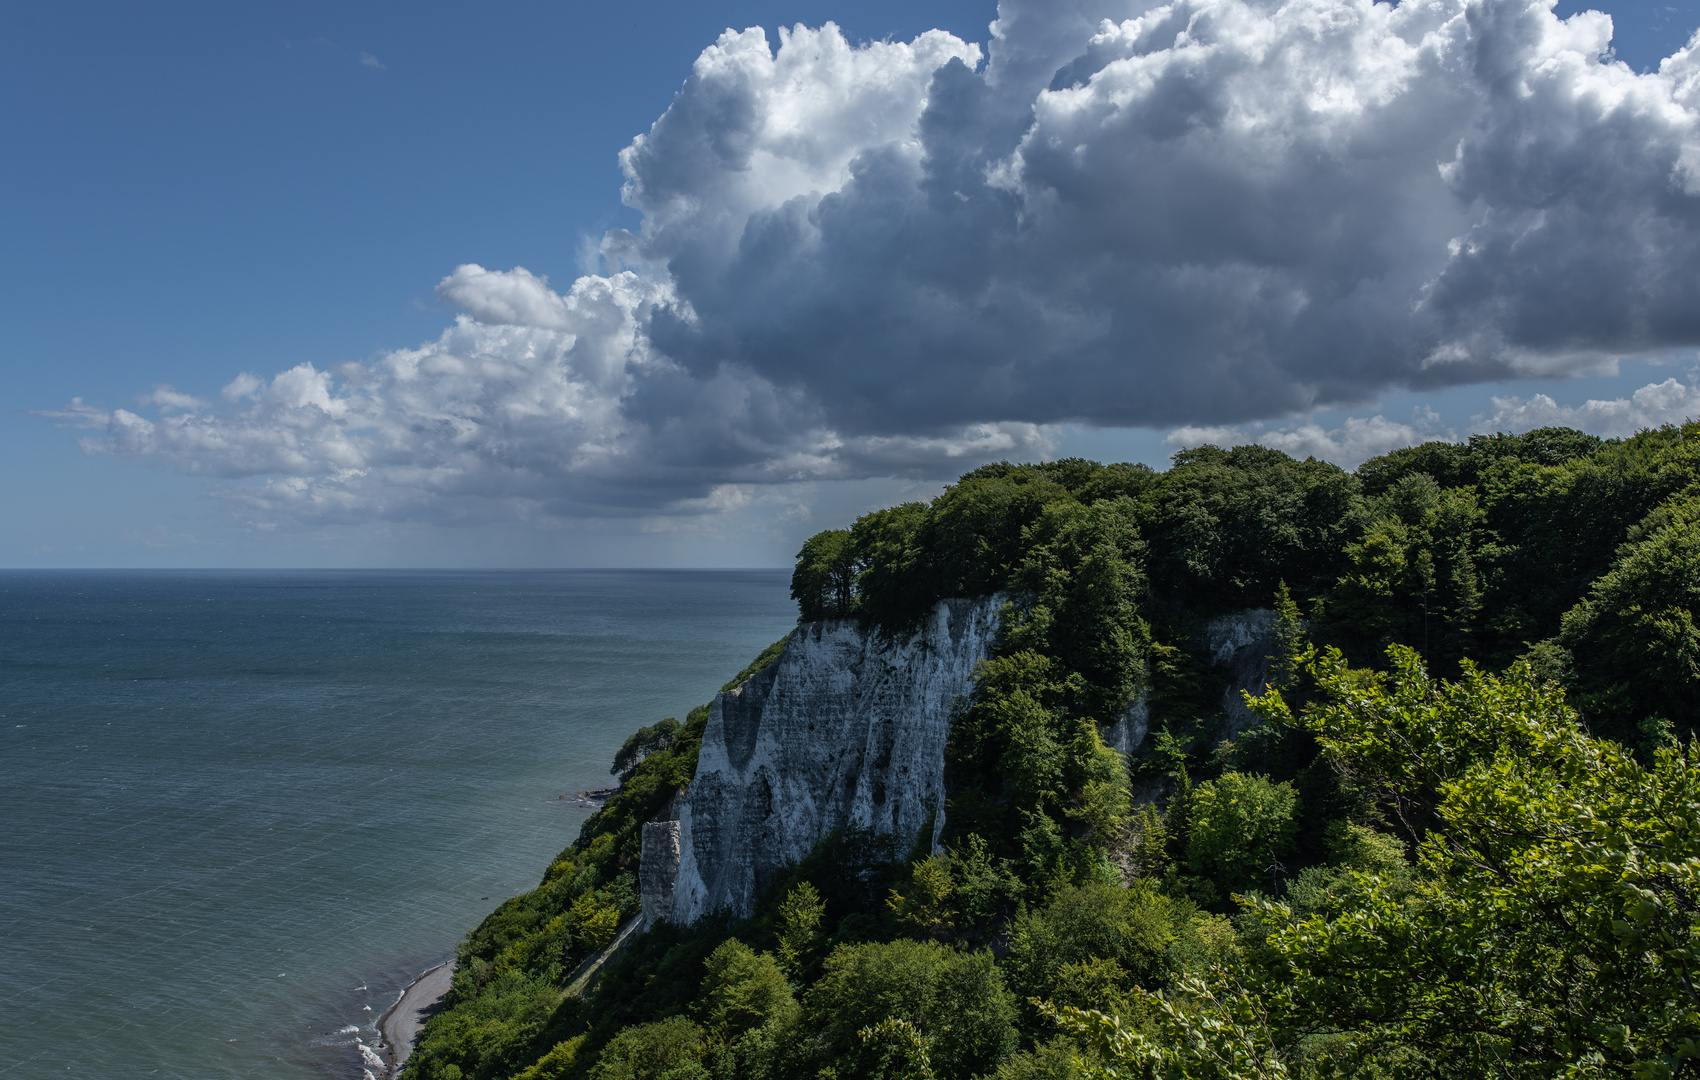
left=0, top=569, right=795, bottom=1079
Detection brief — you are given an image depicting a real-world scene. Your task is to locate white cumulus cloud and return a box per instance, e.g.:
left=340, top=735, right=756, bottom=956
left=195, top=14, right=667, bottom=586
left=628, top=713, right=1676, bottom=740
left=1164, top=375, right=1700, bottom=469
left=45, top=0, right=1700, bottom=525
left=1166, top=408, right=1455, bottom=468
left=621, top=0, right=1700, bottom=434
left=44, top=266, right=1051, bottom=525
left=1482, top=377, right=1700, bottom=437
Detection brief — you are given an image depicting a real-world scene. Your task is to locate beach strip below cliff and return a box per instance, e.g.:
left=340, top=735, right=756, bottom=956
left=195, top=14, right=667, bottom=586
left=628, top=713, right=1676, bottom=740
left=378, top=961, right=454, bottom=1079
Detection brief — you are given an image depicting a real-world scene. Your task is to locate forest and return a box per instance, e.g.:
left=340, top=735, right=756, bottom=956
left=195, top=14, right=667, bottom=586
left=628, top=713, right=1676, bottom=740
left=405, top=425, right=1700, bottom=1079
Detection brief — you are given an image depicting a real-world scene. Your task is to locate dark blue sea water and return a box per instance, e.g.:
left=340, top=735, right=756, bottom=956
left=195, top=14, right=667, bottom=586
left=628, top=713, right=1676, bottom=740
left=0, top=570, right=796, bottom=1079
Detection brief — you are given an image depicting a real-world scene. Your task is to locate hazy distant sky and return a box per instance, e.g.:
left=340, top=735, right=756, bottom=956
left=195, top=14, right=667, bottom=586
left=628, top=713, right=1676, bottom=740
left=4, top=0, right=1698, bottom=568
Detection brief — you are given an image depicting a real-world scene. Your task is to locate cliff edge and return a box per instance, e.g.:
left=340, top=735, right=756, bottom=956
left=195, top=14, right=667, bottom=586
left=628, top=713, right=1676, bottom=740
left=661, top=596, right=1002, bottom=923
left=645, top=601, right=1278, bottom=925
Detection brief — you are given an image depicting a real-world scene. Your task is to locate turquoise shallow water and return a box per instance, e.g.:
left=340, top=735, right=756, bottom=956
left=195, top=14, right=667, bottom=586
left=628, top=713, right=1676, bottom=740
left=0, top=569, right=796, bottom=1079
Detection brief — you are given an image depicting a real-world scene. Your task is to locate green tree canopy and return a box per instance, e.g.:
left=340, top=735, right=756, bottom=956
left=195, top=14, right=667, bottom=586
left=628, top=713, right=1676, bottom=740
left=1146, top=444, right=1362, bottom=613
left=1562, top=499, right=1700, bottom=744
left=1184, top=771, right=1298, bottom=895
left=1057, top=647, right=1700, bottom=1079
left=797, top=938, right=1018, bottom=1080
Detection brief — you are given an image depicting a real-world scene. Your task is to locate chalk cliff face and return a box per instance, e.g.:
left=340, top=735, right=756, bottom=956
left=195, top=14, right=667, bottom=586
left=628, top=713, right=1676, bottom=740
left=666, top=596, right=1003, bottom=924
left=648, top=601, right=1279, bottom=926
left=1096, top=609, right=1276, bottom=759
left=1204, top=608, right=1278, bottom=740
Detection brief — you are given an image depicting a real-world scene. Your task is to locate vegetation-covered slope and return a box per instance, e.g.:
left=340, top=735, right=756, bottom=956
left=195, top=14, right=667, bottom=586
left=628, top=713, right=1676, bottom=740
left=408, top=426, right=1700, bottom=1080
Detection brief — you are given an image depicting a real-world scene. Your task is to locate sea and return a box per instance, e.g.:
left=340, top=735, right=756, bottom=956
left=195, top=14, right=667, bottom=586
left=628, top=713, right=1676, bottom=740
left=0, top=569, right=797, bottom=1079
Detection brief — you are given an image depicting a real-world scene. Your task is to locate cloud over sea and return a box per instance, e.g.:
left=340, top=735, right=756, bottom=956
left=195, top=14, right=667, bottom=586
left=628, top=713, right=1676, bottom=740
left=46, top=0, right=1700, bottom=524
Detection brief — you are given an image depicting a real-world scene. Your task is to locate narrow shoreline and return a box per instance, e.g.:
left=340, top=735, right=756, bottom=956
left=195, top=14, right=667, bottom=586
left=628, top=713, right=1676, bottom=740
left=376, top=960, right=454, bottom=1080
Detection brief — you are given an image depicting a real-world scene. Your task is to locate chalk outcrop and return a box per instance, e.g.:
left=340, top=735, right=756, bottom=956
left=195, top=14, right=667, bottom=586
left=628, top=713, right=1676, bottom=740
left=639, top=821, right=681, bottom=927
left=1097, top=608, right=1276, bottom=759
left=1203, top=608, right=1278, bottom=740
left=666, top=596, right=1002, bottom=924
left=641, top=601, right=1280, bottom=925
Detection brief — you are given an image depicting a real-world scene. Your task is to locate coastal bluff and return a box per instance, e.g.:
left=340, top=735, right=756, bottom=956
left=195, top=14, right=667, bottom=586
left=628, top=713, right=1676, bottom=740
left=660, top=596, right=1002, bottom=924
left=643, top=600, right=1278, bottom=925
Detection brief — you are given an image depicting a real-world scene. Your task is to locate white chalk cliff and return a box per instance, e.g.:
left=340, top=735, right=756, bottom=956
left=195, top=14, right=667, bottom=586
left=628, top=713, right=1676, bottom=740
left=664, top=597, right=1002, bottom=924
left=644, top=601, right=1278, bottom=926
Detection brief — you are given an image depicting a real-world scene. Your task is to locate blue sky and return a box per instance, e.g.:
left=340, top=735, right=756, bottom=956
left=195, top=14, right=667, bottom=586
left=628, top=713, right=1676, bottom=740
left=3, top=0, right=1698, bottom=567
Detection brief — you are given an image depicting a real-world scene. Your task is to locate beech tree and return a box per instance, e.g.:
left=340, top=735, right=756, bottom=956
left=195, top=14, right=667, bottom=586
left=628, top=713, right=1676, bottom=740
left=1054, top=648, right=1700, bottom=1079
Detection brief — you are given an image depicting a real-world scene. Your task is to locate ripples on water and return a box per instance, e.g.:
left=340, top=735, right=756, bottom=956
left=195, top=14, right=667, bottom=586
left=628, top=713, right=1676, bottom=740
left=0, top=570, right=796, bottom=1079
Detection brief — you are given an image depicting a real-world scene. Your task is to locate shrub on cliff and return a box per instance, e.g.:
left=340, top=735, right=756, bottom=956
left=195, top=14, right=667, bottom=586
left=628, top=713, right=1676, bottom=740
left=1002, top=883, right=1185, bottom=1013
left=1002, top=496, right=1149, bottom=723
left=1182, top=771, right=1298, bottom=896
left=697, top=939, right=796, bottom=1040
left=945, top=651, right=1131, bottom=882
left=610, top=718, right=680, bottom=784
left=795, top=938, right=1018, bottom=1079
left=586, top=1016, right=705, bottom=1080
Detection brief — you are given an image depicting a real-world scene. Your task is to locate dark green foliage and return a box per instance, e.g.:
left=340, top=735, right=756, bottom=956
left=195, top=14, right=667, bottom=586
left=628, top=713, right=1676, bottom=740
left=1136, top=628, right=1226, bottom=777
left=586, top=1016, right=705, bottom=1080
left=945, top=833, right=1023, bottom=934
left=795, top=449, right=1359, bottom=634
left=1162, top=766, right=1193, bottom=872
left=796, top=939, right=1018, bottom=1079
left=935, top=493, right=1150, bottom=903
left=1342, top=426, right=1699, bottom=667
left=1477, top=425, right=1700, bottom=661
left=610, top=718, right=680, bottom=783
left=790, top=456, right=1224, bottom=634
left=943, top=652, right=1129, bottom=889
left=1002, top=883, right=1191, bottom=1011
left=696, top=939, right=797, bottom=1041
left=846, top=502, right=932, bottom=630
left=1145, top=444, right=1363, bottom=613
left=948, top=651, right=1074, bottom=831
left=759, top=825, right=905, bottom=936
left=1226, top=582, right=1325, bottom=785
left=955, top=458, right=1155, bottom=504
left=554, top=916, right=736, bottom=1053
left=774, top=881, right=825, bottom=978
left=885, top=854, right=958, bottom=938
left=1324, top=473, right=1485, bottom=670
left=1265, top=581, right=1309, bottom=695
left=991, top=1037, right=1101, bottom=1080
left=1071, top=461, right=1161, bottom=506
left=1338, top=423, right=1700, bottom=670
left=1275, top=822, right=1412, bottom=927
left=409, top=969, right=566, bottom=1080
left=693, top=941, right=798, bottom=1080
left=1183, top=771, right=1298, bottom=894
left=1561, top=497, right=1700, bottom=745
left=1003, top=498, right=1150, bottom=722
left=916, top=469, right=1073, bottom=604
left=791, top=530, right=858, bottom=621
left=1355, top=427, right=1604, bottom=496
